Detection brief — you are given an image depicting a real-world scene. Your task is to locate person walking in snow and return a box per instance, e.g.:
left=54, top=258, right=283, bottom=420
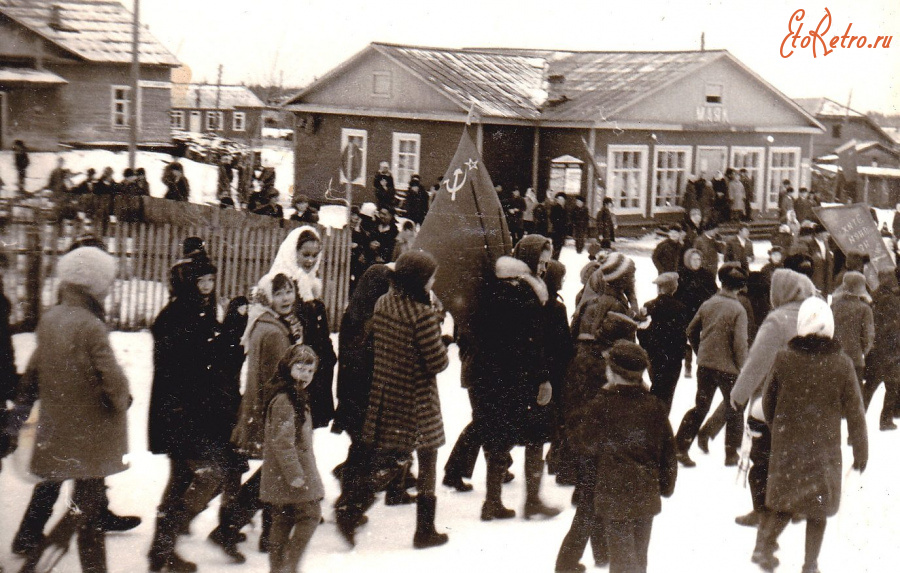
left=675, top=248, right=717, bottom=379
left=831, top=271, right=874, bottom=391
left=261, top=344, right=325, bottom=573
left=750, top=297, right=867, bottom=573
left=652, top=225, right=686, bottom=274
left=542, top=261, right=575, bottom=482
left=729, top=268, right=816, bottom=528
left=13, top=139, right=30, bottom=194
left=862, top=269, right=900, bottom=431
left=6, top=247, right=131, bottom=573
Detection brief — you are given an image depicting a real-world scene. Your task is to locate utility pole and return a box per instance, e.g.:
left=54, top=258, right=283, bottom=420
left=128, top=0, right=140, bottom=169
left=214, top=64, right=223, bottom=131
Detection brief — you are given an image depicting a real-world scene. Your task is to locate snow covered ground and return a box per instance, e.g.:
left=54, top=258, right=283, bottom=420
left=1, top=241, right=897, bottom=573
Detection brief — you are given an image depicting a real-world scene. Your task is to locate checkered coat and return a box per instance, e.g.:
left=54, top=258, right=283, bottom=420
left=361, top=288, right=449, bottom=453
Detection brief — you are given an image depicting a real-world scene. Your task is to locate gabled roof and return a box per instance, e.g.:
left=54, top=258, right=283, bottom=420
left=172, top=84, right=266, bottom=110
left=0, top=0, right=179, bottom=67
left=286, top=42, right=820, bottom=128
left=794, top=97, right=866, bottom=118
left=834, top=138, right=900, bottom=158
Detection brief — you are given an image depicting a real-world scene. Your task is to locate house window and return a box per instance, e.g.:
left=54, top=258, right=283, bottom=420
left=730, top=147, right=765, bottom=209
left=233, top=112, right=246, bottom=132
left=832, top=124, right=842, bottom=138
left=705, top=83, right=723, bottom=104
left=652, top=146, right=692, bottom=211
left=606, top=145, right=648, bottom=214
left=392, top=133, right=420, bottom=189
left=373, top=72, right=392, bottom=97
left=170, top=111, right=185, bottom=130
left=206, top=111, right=223, bottom=131
left=767, top=147, right=801, bottom=207
left=111, top=85, right=132, bottom=128
left=340, top=128, right=367, bottom=185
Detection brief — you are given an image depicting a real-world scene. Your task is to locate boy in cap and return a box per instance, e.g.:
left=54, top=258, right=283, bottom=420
left=566, top=341, right=677, bottom=573
left=675, top=264, right=749, bottom=467
left=637, top=272, right=690, bottom=414
left=651, top=225, right=685, bottom=274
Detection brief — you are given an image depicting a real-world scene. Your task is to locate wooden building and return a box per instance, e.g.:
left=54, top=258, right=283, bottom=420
left=285, top=42, right=824, bottom=223
left=170, top=83, right=266, bottom=140
left=0, top=0, right=178, bottom=150
left=795, top=97, right=899, bottom=165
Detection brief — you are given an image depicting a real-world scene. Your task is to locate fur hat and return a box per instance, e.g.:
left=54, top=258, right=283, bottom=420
left=580, top=261, right=602, bottom=285
left=783, top=253, right=814, bottom=278
left=606, top=340, right=649, bottom=382
left=599, top=252, right=635, bottom=283
left=596, top=312, right=638, bottom=347
left=797, top=296, right=834, bottom=338
left=718, top=263, right=748, bottom=290
left=840, top=271, right=869, bottom=299
left=393, top=250, right=438, bottom=296
left=57, top=246, right=116, bottom=301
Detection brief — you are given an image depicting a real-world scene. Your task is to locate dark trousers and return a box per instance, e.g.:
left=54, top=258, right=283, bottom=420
left=606, top=516, right=653, bottom=573
left=574, top=231, right=587, bottom=254
left=17, top=168, right=27, bottom=192
left=15, top=479, right=113, bottom=547
left=555, top=460, right=607, bottom=570
left=444, top=388, right=512, bottom=481
left=648, top=360, right=682, bottom=414
left=863, top=364, right=900, bottom=425
left=268, top=501, right=321, bottom=573
left=551, top=233, right=566, bottom=260
left=676, top=367, right=742, bottom=455
left=747, top=418, right=771, bottom=512
left=756, top=511, right=826, bottom=568
left=22, top=478, right=108, bottom=573
left=683, top=344, right=692, bottom=372
left=699, top=400, right=727, bottom=440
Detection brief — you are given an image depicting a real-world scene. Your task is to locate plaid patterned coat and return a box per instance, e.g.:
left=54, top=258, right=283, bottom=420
left=361, top=288, right=449, bottom=453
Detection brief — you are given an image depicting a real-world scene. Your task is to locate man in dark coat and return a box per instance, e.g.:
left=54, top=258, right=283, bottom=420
left=506, top=187, right=527, bottom=245
left=724, top=223, right=754, bottom=273
left=569, top=341, right=677, bottom=573
left=651, top=225, right=686, bottom=274
left=549, top=195, right=569, bottom=260
left=637, top=273, right=689, bottom=413
left=404, top=174, right=429, bottom=225
left=693, top=222, right=723, bottom=277
left=800, top=223, right=836, bottom=296
left=675, top=248, right=718, bottom=379
left=373, top=161, right=396, bottom=212
left=571, top=197, right=590, bottom=254
left=14, top=139, right=30, bottom=193
left=596, top=197, right=616, bottom=248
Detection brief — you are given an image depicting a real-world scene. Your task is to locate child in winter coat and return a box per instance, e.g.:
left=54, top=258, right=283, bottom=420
left=637, top=272, right=689, bottom=413
left=262, top=344, right=325, bottom=573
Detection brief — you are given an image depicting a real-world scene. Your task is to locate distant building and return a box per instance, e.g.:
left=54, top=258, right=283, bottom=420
left=285, top=42, right=824, bottom=222
left=794, top=97, right=899, bottom=165
left=0, top=0, right=179, bottom=150
left=170, top=83, right=265, bottom=140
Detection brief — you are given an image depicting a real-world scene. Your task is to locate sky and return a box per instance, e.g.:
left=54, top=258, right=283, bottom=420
left=139, top=0, right=899, bottom=115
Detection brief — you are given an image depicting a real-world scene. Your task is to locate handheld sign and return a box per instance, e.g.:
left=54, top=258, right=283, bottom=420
left=814, top=203, right=894, bottom=287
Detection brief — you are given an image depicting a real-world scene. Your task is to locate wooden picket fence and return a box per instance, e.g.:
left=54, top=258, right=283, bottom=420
left=0, top=197, right=352, bottom=332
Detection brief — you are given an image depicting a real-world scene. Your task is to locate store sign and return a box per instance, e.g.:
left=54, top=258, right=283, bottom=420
left=696, top=105, right=730, bottom=123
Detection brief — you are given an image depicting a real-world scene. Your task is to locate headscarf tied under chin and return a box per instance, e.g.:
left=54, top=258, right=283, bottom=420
left=267, top=225, right=323, bottom=302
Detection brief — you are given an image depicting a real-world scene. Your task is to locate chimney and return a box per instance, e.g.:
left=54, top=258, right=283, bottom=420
left=49, top=5, right=63, bottom=30
left=700, top=32, right=706, bottom=51
left=545, top=74, right=569, bottom=107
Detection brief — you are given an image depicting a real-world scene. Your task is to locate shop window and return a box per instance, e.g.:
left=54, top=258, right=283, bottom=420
left=652, top=146, right=692, bottom=210
left=340, top=128, right=367, bottom=185
left=606, top=145, right=648, bottom=213
left=705, top=83, right=723, bottom=104
left=170, top=111, right=184, bottom=130
left=767, top=147, right=801, bottom=207
left=392, top=133, right=420, bottom=189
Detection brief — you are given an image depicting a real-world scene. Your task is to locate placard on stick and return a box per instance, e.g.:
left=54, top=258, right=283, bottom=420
left=814, top=204, right=894, bottom=286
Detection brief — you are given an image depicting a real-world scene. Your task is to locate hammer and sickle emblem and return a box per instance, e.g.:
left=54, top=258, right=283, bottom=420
left=444, top=158, right=477, bottom=201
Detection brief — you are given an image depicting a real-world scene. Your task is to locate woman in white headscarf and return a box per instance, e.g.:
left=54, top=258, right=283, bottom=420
left=263, top=226, right=337, bottom=429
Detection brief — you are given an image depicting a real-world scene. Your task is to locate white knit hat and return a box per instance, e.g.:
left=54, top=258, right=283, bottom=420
left=796, top=296, right=834, bottom=338
left=57, top=246, right=117, bottom=301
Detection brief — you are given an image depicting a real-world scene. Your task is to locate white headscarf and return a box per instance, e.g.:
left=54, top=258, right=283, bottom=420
left=796, top=296, right=834, bottom=338
left=265, top=226, right=323, bottom=302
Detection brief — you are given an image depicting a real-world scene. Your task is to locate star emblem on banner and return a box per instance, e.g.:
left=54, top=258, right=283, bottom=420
left=465, top=159, right=479, bottom=171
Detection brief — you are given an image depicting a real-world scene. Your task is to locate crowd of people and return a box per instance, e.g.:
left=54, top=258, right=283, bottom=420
left=0, top=152, right=894, bottom=573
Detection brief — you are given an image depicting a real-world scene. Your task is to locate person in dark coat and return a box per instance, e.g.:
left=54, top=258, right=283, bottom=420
left=6, top=247, right=131, bottom=573
left=724, top=223, right=754, bottom=273
left=571, top=198, right=590, bottom=254
left=474, top=235, right=556, bottom=520
left=542, top=261, right=575, bottom=481
left=682, top=208, right=702, bottom=248
left=693, top=222, right=722, bottom=277
left=567, top=341, right=677, bottom=573
left=863, top=269, right=900, bottom=431
left=596, top=197, right=616, bottom=248
left=0, top=274, right=17, bottom=465
left=651, top=225, right=685, bottom=274
left=751, top=298, right=867, bottom=573
left=148, top=256, right=245, bottom=567
left=799, top=223, right=836, bottom=295
left=506, top=187, right=527, bottom=245
left=549, top=195, right=569, bottom=260
left=637, top=272, right=689, bottom=413
left=373, top=161, right=396, bottom=211
left=371, top=208, right=400, bottom=264
left=405, top=174, right=429, bottom=225
left=831, top=272, right=874, bottom=388
left=769, top=223, right=795, bottom=254
left=675, top=248, right=717, bottom=378
left=533, top=197, right=550, bottom=238
left=290, top=194, right=320, bottom=225
left=162, top=162, right=190, bottom=202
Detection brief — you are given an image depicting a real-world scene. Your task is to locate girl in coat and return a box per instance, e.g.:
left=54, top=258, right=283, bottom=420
left=261, top=345, right=325, bottom=573
left=148, top=256, right=246, bottom=568
left=752, top=297, right=868, bottom=573
left=676, top=248, right=717, bottom=377
left=267, top=226, right=337, bottom=430
left=9, top=247, right=130, bottom=573
left=337, top=251, right=450, bottom=548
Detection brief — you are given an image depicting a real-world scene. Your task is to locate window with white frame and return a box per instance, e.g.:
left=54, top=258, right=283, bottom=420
left=730, top=147, right=764, bottom=208
left=767, top=147, right=801, bottom=207
left=233, top=111, right=246, bottom=132
left=392, top=133, right=420, bottom=189
left=206, top=111, right=223, bottom=131
left=606, top=145, right=648, bottom=213
left=340, top=128, right=368, bottom=186
left=170, top=110, right=185, bottom=130
left=111, top=85, right=132, bottom=128
left=652, top=146, right=692, bottom=210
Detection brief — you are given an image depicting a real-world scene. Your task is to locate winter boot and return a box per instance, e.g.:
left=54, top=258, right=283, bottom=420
left=523, top=447, right=560, bottom=520
left=148, top=507, right=196, bottom=573
left=386, top=464, right=417, bottom=505
left=750, top=515, right=781, bottom=572
left=98, top=512, right=141, bottom=533
left=735, top=510, right=762, bottom=527
left=481, top=454, right=515, bottom=521
left=207, top=510, right=246, bottom=564
left=413, top=495, right=449, bottom=549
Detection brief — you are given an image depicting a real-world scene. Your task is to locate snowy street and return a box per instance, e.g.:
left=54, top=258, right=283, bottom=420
left=1, top=241, right=897, bottom=573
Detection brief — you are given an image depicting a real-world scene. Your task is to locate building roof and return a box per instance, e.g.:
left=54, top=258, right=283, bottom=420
left=288, top=43, right=819, bottom=128
left=0, top=0, right=178, bottom=66
left=172, top=83, right=266, bottom=110
left=794, top=97, right=866, bottom=118
left=0, top=66, right=67, bottom=83
left=834, top=138, right=900, bottom=158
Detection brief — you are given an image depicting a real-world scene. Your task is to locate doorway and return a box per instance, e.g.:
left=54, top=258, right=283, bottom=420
left=695, top=146, right=728, bottom=179
left=189, top=110, right=201, bottom=132
left=730, top=147, right=765, bottom=212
